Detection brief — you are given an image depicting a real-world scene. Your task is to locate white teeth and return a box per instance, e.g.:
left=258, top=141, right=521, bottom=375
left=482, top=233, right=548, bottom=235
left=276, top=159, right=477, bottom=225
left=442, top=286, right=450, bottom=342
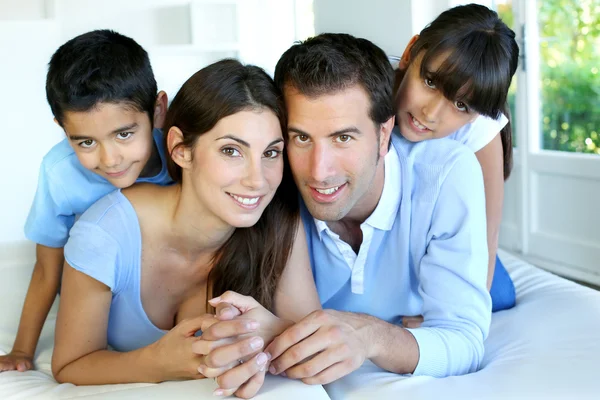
left=412, top=115, right=428, bottom=130
left=230, top=194, right=259, bottom=205
left=315, top=186, right=340, bottom=195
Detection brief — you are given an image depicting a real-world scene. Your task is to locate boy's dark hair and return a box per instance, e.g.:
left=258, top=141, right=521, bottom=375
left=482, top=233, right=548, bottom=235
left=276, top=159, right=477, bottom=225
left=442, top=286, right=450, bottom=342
left=407, top=4, right=519, bottom=179
left=46, top=29, right=158, bottom=126
left=274, top=33, right=395, bottom=126
left=163, top=59, right=297, bottom=312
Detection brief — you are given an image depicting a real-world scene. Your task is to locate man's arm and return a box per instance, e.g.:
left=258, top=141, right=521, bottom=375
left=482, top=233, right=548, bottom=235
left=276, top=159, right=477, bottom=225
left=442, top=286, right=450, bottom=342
left=0, top=245, right=63, bottom=372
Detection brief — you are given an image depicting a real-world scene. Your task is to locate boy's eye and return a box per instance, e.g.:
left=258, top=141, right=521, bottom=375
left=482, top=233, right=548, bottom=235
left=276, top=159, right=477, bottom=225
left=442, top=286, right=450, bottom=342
left=222, top=147, right=240, bottom=157
left=117, top=132, right=133, bottom=140
left=79, top=139, right=95, bottom=148
left=454, top=101, right=468, bottom=112
left=264, top=149, right=281, bottom=159
left=424, top=78, right=436, bottom=89
left=336, top=135, right=351, bottom=143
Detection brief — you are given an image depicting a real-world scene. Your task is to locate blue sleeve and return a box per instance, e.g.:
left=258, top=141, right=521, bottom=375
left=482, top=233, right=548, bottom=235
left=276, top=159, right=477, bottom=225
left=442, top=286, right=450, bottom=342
left=64, top=220, right=120, bottom=291
left=407, top=152, right=492, bottom=377
left=24, top=163, right=75, bottom=248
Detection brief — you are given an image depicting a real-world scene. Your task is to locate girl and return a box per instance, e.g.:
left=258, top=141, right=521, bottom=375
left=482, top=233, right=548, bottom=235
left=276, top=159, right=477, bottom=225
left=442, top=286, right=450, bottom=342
left=51, top=59, right=321, bottom=398
left=393, top=4, right=519, bottom=314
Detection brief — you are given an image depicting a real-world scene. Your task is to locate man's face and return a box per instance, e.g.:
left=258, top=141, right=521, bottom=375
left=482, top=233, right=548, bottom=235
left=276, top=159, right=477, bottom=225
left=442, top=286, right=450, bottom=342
left=285, top=85, right=391, bottom=222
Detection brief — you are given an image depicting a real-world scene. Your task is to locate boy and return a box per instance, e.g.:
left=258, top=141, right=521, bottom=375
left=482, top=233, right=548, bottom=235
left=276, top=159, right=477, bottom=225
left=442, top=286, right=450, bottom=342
left=0, top=29, right=172, bottom=372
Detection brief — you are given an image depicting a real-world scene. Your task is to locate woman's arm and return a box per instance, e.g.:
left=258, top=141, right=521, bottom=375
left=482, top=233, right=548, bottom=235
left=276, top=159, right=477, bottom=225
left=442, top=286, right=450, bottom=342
left=52, top=264, right=217, bottom=384
left=273, top=220, right=322, bottom=322
left=475, top=133, right=505, bottom=290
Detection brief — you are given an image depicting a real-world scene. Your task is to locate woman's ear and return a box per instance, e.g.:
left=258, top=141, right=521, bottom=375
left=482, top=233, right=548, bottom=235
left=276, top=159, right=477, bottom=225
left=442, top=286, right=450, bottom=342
left=153, top=91, right=168, bottom=129
left=167, top=126, right=192, bottom=170
left=399, top=35, right=419, bottom=70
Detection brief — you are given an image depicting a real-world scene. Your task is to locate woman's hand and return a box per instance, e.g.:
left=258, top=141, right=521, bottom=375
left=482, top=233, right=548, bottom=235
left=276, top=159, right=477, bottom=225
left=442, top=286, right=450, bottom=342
left=0, top=351, right=34, bottom=372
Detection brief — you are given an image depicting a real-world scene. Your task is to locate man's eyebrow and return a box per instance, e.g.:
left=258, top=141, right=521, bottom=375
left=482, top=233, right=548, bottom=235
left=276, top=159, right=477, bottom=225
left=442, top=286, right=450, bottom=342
left=68, top=123, right=139, bottom=141
left=288, top=127, right=362, bottom=137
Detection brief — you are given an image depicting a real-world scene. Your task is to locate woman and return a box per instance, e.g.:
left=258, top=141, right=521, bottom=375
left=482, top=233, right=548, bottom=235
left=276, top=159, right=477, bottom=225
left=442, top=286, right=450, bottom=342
left=51, top=59, right=321, bottom=398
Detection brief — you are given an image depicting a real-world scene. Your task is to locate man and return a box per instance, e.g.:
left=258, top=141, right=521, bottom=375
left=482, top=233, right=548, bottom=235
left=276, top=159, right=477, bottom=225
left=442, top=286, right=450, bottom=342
left=196, top=33, right=491, bottom=396
left=264, top=33, right=491, bottom=382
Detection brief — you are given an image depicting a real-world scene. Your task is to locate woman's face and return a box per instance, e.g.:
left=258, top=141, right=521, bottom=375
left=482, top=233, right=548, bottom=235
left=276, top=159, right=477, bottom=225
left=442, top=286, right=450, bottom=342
left=186, top=109, right=285, bottom=228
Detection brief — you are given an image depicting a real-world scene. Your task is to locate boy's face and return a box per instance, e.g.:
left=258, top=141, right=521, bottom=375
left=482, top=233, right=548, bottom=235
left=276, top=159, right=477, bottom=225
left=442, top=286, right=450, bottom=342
left=62, top=102, right=155, bottom=188
left=395, top=49, right=479, bottom=142
left=285, top=85, right=392, bottom=223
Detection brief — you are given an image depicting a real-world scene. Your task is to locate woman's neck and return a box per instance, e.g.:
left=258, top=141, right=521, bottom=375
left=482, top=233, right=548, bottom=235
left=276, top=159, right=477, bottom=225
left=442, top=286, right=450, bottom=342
left=164, top=184, right=235, bottom=260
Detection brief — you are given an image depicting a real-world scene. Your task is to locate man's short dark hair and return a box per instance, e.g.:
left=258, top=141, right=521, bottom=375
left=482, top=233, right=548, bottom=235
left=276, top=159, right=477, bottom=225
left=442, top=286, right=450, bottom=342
left=274, top=33, right=395, bottom=125
left=46, top=29, right=158, bottom=126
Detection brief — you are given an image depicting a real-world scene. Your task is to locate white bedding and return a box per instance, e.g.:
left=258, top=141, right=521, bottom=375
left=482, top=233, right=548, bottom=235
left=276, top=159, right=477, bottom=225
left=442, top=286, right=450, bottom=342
left=2, top=249, right=599, bottom=399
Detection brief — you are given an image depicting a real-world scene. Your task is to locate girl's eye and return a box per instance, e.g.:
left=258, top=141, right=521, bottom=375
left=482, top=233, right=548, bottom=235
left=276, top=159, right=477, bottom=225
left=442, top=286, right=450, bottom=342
left=264, top=149, right=281, bottom=159
left=79, top=139, right=95, bottom=148
left=336, top=135, right=351, bottom=143
left=222, top=147, right=241, bottom=157
left=424, top=78, right=436, bottom=89
left=454, top=101, right=468, bottom=112
left=117, top=132, right=133, bottom=140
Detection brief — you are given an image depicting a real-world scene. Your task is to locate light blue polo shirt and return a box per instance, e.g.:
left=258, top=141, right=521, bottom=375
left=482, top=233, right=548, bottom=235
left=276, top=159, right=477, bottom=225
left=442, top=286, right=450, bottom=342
left=301, top=131, right=492, bottom=378
left=25, top=128, right=173, bottom=248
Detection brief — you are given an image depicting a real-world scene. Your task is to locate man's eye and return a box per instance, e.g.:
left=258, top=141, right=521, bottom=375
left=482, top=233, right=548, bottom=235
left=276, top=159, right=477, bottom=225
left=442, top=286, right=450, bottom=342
left=337, top=135, right=351, bottom=143
left=296, top=135, right=309, bottom=143
left=424, top=78, right=436, bottom=88
left=117, top=132, right=133, bottom=140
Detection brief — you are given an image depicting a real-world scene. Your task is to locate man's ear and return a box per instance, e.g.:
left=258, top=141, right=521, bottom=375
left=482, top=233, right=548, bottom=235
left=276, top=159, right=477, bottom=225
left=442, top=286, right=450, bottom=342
left=399, top=35, right=419, bottom=70
left=379, top=115, right=396, bottom=158
left=153, top=91, right=168, bottom=129
left=167, top=126, right=192, bottom=169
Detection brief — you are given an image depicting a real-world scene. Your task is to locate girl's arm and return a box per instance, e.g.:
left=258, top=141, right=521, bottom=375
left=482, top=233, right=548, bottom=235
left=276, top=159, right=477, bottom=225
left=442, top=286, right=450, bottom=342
left=52, top=264, right=214, bottom=384
left=474, top=133, right=505, bottom=290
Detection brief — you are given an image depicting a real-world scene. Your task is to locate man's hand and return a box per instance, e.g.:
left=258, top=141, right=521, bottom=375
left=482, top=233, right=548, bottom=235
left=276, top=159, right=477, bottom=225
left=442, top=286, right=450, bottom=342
left=265, top=310, right=374, bottom=385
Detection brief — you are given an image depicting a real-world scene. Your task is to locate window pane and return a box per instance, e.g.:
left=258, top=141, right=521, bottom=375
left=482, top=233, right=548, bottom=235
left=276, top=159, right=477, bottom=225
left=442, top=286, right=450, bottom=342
left=497, top=0, right=518, bottom=148
left=539, top=0, right=600, bottom=155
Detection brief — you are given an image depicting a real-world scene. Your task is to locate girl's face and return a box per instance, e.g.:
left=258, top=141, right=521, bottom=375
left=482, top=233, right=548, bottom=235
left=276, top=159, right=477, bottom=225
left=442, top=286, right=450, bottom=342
left=181, top=109, right=285, bottom=229
left=395, top=43, right=479, bottom=142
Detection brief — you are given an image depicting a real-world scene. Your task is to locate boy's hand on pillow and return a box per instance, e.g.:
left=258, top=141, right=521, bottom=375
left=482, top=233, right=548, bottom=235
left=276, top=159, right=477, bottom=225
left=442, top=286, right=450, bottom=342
left=0, top=351, right=34, bottom=372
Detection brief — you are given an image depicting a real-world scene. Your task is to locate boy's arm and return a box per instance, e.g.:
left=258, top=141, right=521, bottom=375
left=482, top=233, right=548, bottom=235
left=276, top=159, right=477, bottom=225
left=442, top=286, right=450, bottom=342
left=475, top=133, right=504, bottom=289
left=9, top=245, right=64, bottom=364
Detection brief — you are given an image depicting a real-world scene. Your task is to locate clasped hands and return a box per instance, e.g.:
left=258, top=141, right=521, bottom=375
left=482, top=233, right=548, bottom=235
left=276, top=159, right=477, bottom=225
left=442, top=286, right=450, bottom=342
left=194, top=292, right=373, bottom=398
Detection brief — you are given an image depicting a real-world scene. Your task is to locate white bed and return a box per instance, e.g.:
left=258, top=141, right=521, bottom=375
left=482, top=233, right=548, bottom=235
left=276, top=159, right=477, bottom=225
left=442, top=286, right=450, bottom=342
left=2, top=249, right=599, bottom=399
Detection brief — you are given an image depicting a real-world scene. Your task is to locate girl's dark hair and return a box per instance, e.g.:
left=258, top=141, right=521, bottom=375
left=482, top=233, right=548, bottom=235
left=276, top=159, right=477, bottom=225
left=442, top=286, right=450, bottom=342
left=406, top=4, right=519, bottom=179
left=163, top=59, right=298, bottom=311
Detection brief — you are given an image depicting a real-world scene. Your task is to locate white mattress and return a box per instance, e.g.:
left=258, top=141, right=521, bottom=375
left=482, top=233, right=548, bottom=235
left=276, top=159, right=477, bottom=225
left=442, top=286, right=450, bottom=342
left=2, top=250, right=599, bottom=399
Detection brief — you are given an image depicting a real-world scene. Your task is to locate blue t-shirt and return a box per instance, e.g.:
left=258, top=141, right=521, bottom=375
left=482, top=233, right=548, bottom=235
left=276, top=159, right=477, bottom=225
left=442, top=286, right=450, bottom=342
left=64, top=190, right=165, bottom=352
left=25, top=129, right=173, bottom=248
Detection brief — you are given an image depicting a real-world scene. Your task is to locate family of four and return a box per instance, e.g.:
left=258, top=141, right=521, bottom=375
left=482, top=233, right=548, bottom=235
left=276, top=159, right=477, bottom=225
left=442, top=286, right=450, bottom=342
left=1, top=4, right=519, bottom=399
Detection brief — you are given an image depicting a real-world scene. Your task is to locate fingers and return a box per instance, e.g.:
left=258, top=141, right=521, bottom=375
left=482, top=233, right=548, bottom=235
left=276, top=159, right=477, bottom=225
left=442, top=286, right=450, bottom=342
left=192, top=336, right=237, bottom=356
left=205, top=336, right=265, bottom=369
left=265, top=317, right=321, bottom=365
left=215, top=302, right=243, bottom=321
left=209, top=291, right=259, bottom=314
left=0, top=359, right=15, bottom=372
left=302, top=360, right=357, bottom=385
left=176, top=314, right=218, bottom=337
left=268, top=331, right=329, bottom=376
left=200, top=318, right=259, bottom=341
left=402, top=316, right=424, bottom=329
left=283, top=342, right=350, bottom=379
left=233, top=369, right=266, bottom=399
left=216, top=352, right=269, bottom=392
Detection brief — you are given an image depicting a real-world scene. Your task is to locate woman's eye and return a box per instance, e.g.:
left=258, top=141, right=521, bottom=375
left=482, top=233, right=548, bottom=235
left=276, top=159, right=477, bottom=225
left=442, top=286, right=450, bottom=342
left=337, top=135, right=351, bottom=143
left=117, top=132, right=133, bottom=140
left=79, top=139, right=95, bottom=148
left=424, top=78, right=436, bottom=88
left=455, top=101, right=468, bottom=112
left=222, top=147, right=240, bottom=157
left=264, top=149, right=281, bottom=159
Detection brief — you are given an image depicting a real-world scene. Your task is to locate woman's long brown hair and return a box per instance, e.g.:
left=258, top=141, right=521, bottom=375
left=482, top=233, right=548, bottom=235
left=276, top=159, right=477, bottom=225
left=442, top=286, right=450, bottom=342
left=163, top=59, right=299, bottom=311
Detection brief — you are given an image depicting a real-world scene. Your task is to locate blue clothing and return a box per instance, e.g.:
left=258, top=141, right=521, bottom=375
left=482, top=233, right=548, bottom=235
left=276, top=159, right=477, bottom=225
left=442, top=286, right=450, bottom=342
left=301, top=133, right=492, bottom=378
left=491, top=255, right=516, bottom=312
left=64, top=190, right=165, bottom=352
left=25, top=128, right=172, bottom=248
